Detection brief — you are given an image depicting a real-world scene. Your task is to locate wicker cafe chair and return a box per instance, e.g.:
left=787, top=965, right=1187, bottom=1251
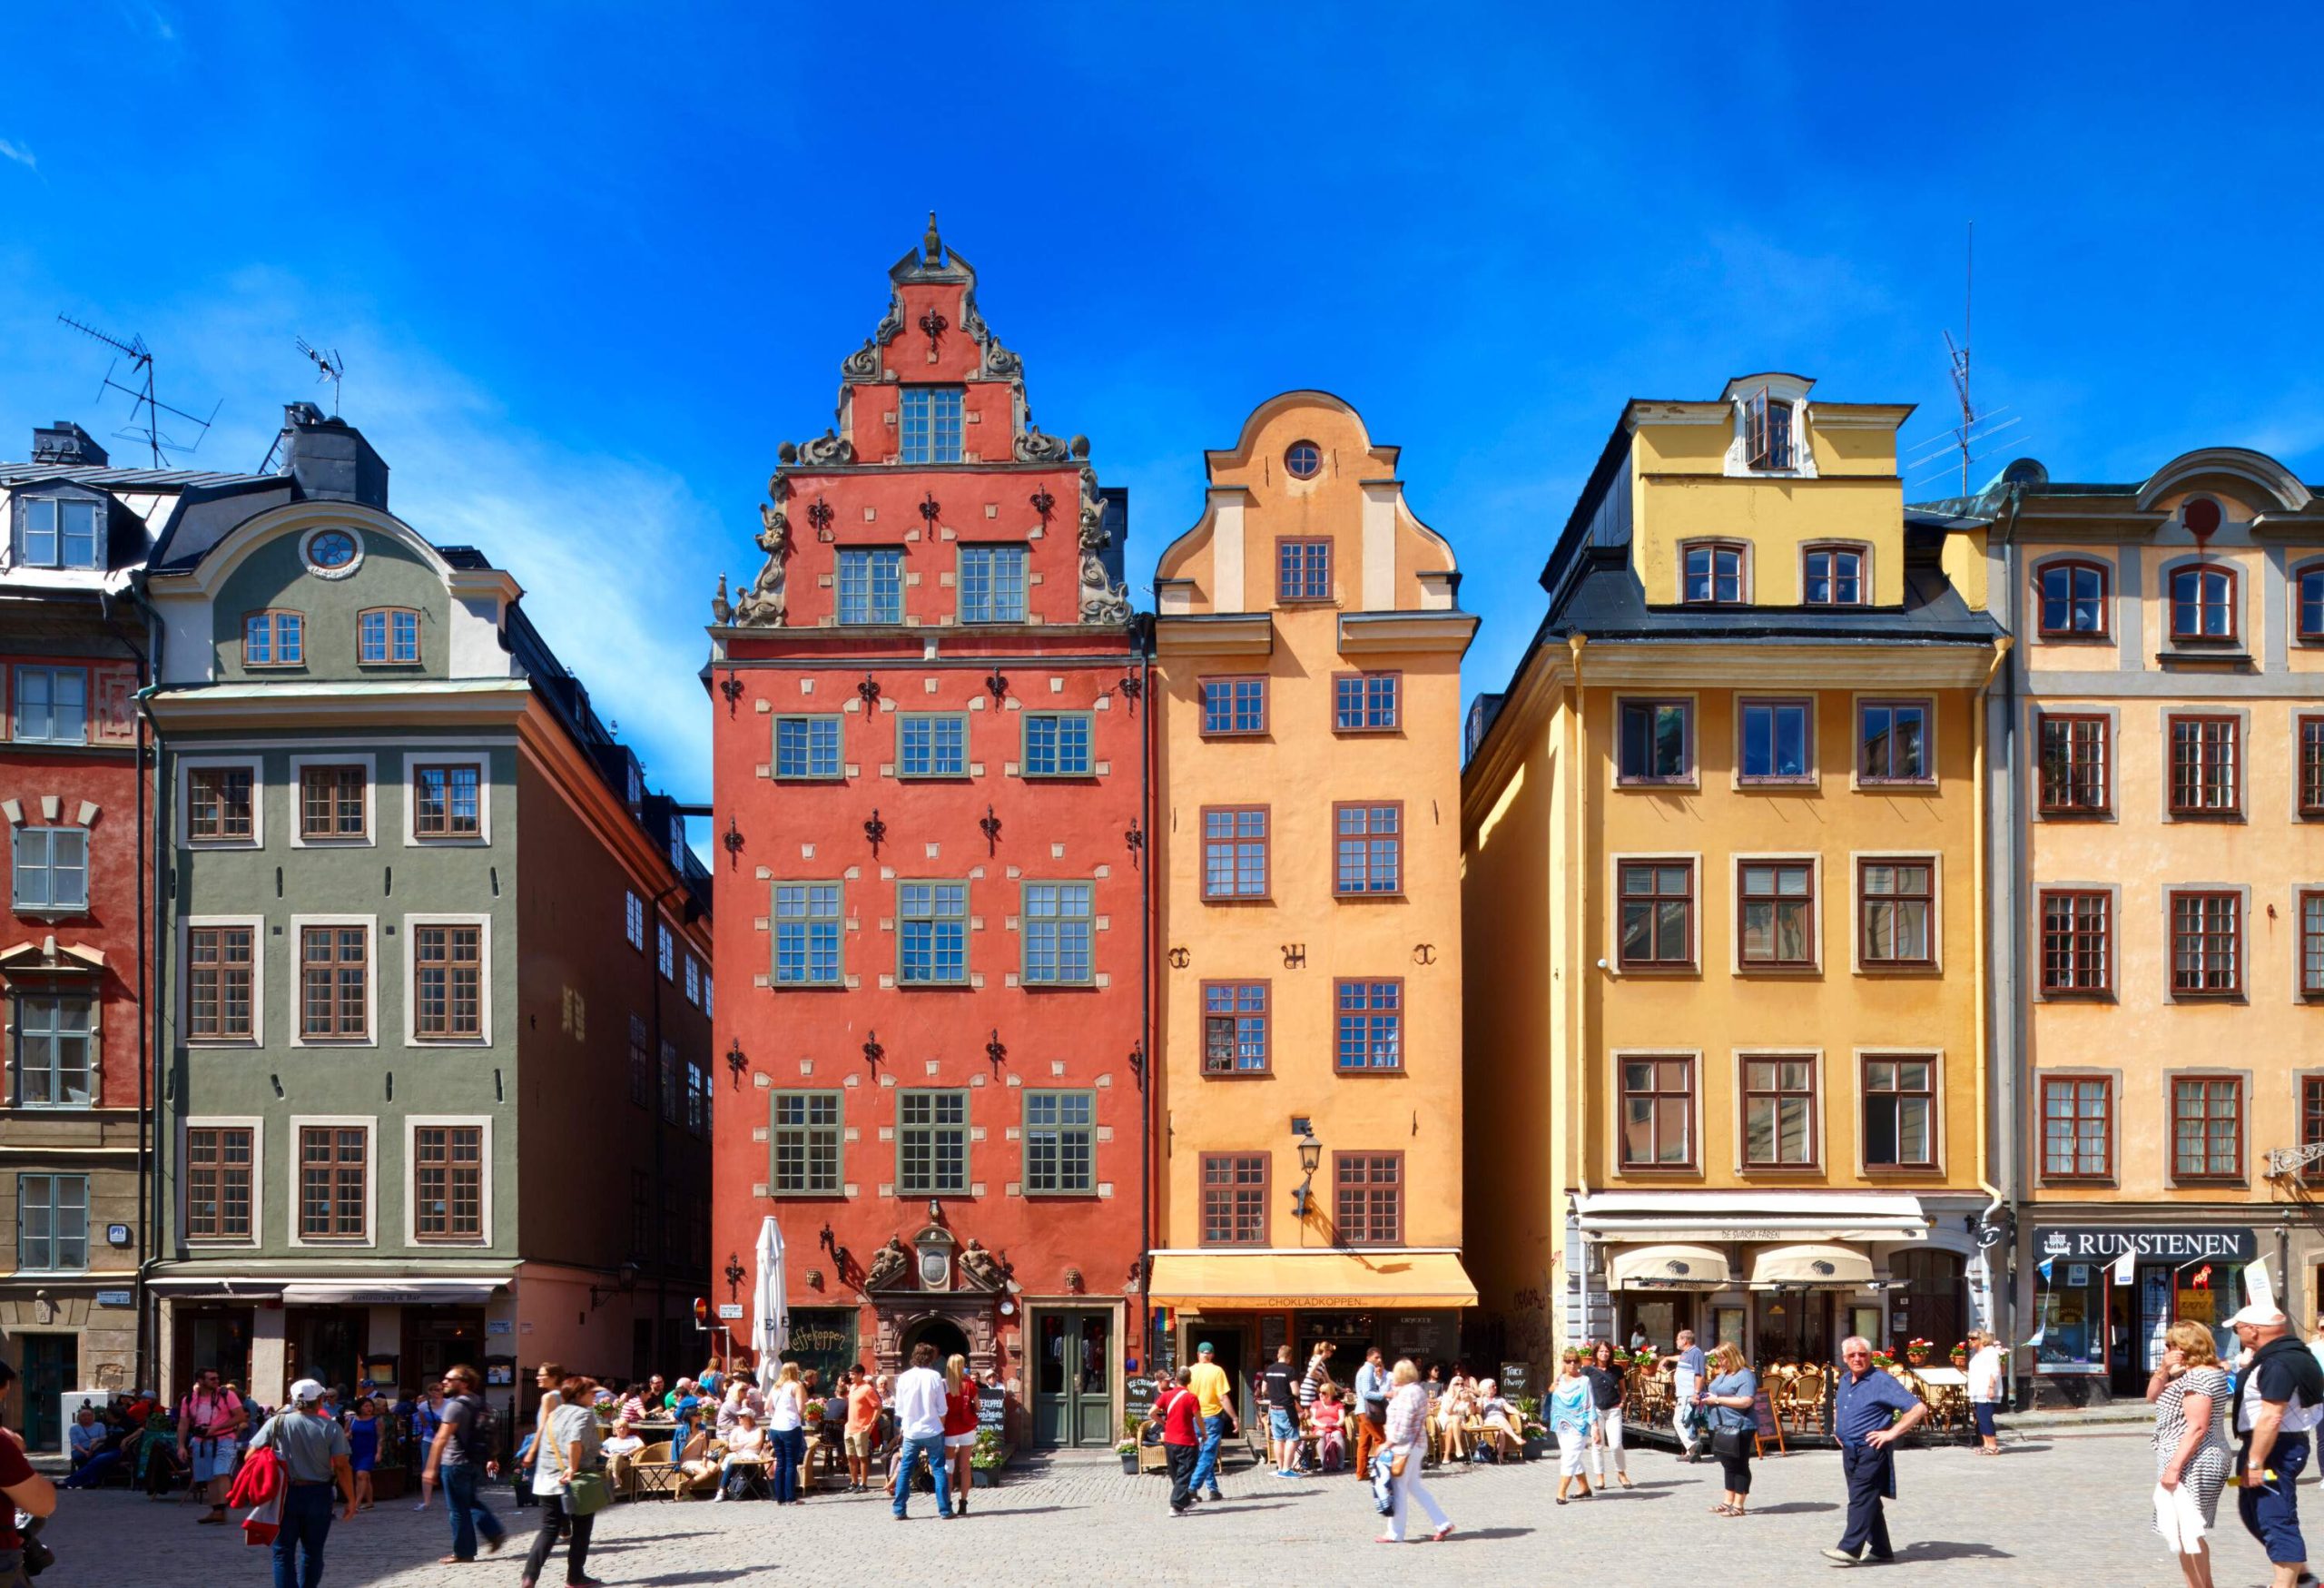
left=1782, top=1367, right=1827, bottom=1435
left=626, top=1441, right=676, bottom=1499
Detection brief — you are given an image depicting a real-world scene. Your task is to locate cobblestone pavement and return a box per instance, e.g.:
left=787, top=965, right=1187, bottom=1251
left=43, top=1433, right=2201, bottom=1586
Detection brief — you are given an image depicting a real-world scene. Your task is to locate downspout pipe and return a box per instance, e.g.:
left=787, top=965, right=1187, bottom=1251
left=1135, top=617, right=1154, bottom=1381
left=99, top=588, right=154, bottom=1391
left=125, top=586, right=168, bottom=1395
left=1565, top=635, right=1590, bottom=1349
left=1971, top=636, right=2014, bottom=1251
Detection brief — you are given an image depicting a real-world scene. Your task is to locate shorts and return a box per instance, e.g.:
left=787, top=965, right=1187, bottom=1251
left=1269, top=1408, right=1296, bottom=1441
left=2239, top=1433, right=2311, bottom=1565
left=189, top=1439, right=238, bottom=1484
left=1972, top=1402, right=1997, bottom=1438
left=845, top=1430, right=875, bottom=1457
left=945, top=1433, right=976, bottom=1450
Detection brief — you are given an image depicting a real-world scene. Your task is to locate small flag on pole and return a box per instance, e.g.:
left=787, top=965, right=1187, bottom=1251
left=2112, top=1248, right=2135, bottom=1287
left=2248, top=1256, right=2277, bottom=1315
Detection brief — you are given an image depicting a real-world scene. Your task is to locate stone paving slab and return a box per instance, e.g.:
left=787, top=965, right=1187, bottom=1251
left=39, top=1431, right=2201, bottom=1586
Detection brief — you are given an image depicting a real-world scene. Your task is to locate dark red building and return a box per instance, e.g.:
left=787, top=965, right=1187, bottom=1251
left=706, top=222, right=1145, bottom=1448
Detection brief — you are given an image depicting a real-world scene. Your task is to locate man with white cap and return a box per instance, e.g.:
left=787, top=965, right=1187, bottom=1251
left=249, top=1378, right=356, bottom=1588
left=2229, top=1302, right=2324, bottom=1588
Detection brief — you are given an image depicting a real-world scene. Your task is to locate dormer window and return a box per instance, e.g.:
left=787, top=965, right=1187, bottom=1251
left=244, top=610, right=306, bottom=668
left=900, top=387, right=964, bottom=464
left=1745, top=387, right=1794, bottom=470
left=1802, top=545, right=1865, bottom=606
left=17, top=498, right=103, bottom=570
left=1682, top=542, right=1747, bottom=605
left=358, top=607, right=421, bottom=665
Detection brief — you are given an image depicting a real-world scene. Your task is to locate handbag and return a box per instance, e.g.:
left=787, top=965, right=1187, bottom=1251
left=1709, top=1423, right=1754, bottom=1461
left=565, top=1468, right=611, bottom=1516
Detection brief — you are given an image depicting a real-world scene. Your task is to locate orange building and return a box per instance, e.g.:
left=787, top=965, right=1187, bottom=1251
left=1146, top=393, right=1476, bottom=1395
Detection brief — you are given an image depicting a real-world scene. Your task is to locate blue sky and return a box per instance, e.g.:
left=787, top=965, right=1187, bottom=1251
left=5, top=3, right=2321, bottom=822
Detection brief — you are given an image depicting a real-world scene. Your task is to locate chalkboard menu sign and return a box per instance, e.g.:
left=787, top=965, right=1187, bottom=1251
left=977, top=1384, right=1008, bottom=1435
left=1751, top=1390, right=1779, bottom=1441
left=1125, top=1376, right=1160, bottom=1425
left=1500, top=1362, right=1531, bottom=1396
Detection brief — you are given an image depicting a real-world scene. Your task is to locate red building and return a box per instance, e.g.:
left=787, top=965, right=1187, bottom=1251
left=0, top=420, right=158, bottom=1447
left=706, top=221, right=1144, bottom=1448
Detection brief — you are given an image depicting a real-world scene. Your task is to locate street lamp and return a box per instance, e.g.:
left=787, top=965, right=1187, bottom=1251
left=1293, top=1125, right=1323, bottom=1220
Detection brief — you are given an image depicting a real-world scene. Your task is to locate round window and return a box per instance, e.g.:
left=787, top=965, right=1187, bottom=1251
left=2182, top=498, right=2223, bottom=537
left=303, top=528, right=361, bottom=577
left=1285, top=441, right=1323, bottom=479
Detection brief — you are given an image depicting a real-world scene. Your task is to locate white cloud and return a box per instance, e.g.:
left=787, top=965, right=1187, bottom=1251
left=0, top=139, right=34, bottom=172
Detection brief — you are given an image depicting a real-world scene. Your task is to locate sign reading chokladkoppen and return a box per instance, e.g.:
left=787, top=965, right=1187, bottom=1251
left=2034, top=1227, right=2257, bottom=1264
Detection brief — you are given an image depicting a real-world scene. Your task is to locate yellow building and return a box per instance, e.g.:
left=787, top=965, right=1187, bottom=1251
left=1984, top=449, right=2324, bottom=1405
left=1147, top=392, right=1477, bottom=1390
left=1462, top=375, right=2004, bottom=1373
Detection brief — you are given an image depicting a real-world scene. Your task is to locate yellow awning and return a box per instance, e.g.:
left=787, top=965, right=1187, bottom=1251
left=1748, top=1242, right=1876, bottom=1288
left=1149, top=1250, right=1478, bottom=1311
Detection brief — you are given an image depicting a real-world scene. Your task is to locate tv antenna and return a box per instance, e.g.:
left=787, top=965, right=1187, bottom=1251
left=296, top=337, right=346, bottom=415
left=55, top=313, right=220, bottom=469
left=1902, top=222, right=2031, bottom=497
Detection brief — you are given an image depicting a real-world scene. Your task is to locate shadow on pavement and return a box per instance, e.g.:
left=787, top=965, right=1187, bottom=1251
left=1746, top=1502, right=1838, bottom=1515
left=1447, top=1526, right=1534, bottom=1541
left=1897, top=1540, right=2015, bottom=1562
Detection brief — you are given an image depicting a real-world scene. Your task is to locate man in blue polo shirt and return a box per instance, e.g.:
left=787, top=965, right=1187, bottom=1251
left=2229, top=1301, right=2324, bottom=1588
left=1821, top=1336, right=1926, bottom=1567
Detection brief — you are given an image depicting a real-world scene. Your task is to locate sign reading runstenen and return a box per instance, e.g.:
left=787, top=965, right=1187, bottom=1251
left=2033, top=1227, right=2257, bottom=1264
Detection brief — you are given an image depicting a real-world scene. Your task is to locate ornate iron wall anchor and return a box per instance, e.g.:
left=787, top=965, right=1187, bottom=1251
left=919, top=306, right=948, bottom=353
left=722, top=815, right=744, bottom=860
left=979, top=804, right=1002, bottom=855
left=919, top=491, right=942, bottom=528
left=985, top=1029, right=1008, bottom=1070
left=1413, top=943, right=1437, bottom=965
left=1118, top=671, right=1143, bottom=714
left=807, top=496, right=835, bottom=540
left=718, top=669, right=744, bottom=713
left=723, top=1253, right=746, bottom=1294
left=857, top=675, right=882, bottom=708
left=1281, top=943, right=1307, bottom=969
left=1128, top=1039, right=1146, bottom=1090
left=1029, top=487, right=1056, bottom=523
left=1125, top=816, right=1145, bottom=868
left=725, top=1037, right=748, bottom=1083
left=985, top=669, right=1009, bottom=703
left=1167, top=947, right=1190, bottom=969
left=862, top=1031, right=885, bottom=1069
left=864, top=808, right=887, bottom=856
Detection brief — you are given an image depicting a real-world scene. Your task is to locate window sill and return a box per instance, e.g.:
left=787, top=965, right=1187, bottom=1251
left=1332, top=726, right=1403, bottom=737
left=773, top=981, right=851, bottom=991
left=1333, top=892, right=1407, bottom=903
left=1333, top=1067, right=1409, bottom=1079
left=12, top=910, right=93, bottom=924
left=1021, top=981, right=1098, bottom=991
left=1201, top=895, right=1275, bottom=907
left=2036, top=808, right=2115, bottom=821
left=294, top=1036, right=376, bottom=1048
left=2037, top=987, right=2117, bottom=1002
left=2167, top=991, right=2247, bottom=1004
left=2039, top=1176, right=2118, bottom=1189
left=410, top=1035, right=491, bottom=1046
left=895, top=774, right=973, bottom=783
left=411, top=834, right=489, bottom=846
left=2168, top=1177, right=2248, bottom=1191
left=895, top=981, right=973, bottom=991
left=414, top=1238, right=491, bottom=1248
left=768, top=1189, right=849, bottom=1200
left=1019, top=772, right=1098, bottom=783
left=1200, top=1069, right=1275, bottom=1081
left=1856, top=962, right=1942, bottom=977
left=1614, top=779, right=1699, bottom=794
left=1613, top=963, right=1700, bottom=977
left=2035, top=631, right=2113, bottom=645
left=2163, top=810, right=2244, bottom=823
left=1615, top=1164, right=1703, bottom=1177
left=1021, top=1190, right=1101, bottom=1200
left=1737, top=1163, right=1825, bottom=1177
left=1197, top=732, right=1270, bottom=742
left=1736, top=962, right=1821, bottom=977
left=1861, top=1164, right=1943, bottom=1177
left=1737, top=778, right=1818, bottom=793
left=182, top=1038, right=261, bottom=1049
left=185, top=837, right=262, bottom=850
left=1856, top=779, right=1940, bottom=794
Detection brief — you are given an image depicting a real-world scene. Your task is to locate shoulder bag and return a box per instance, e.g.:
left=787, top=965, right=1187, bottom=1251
left=1708, top=1419, right=1755, bottom=1461
left=566, top=1468, right=611, bottom=1517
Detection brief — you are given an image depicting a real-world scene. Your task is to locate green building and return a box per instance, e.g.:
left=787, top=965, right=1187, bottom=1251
left=143, top=405, right=713, bottom=1413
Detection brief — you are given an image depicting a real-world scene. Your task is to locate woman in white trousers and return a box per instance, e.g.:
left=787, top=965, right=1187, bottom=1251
left=1375, top=1359, right=1453, bottom=1544
left=1586, top=1340, right=1632, bottom=1487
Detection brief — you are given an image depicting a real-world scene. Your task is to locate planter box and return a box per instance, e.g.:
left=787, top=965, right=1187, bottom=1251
left=1120, top=1452, right=1139, bottom=1475
left=971, top=1465, right=1002, bottom=1488
left=1521, top=1438, right=1550, bottom=1462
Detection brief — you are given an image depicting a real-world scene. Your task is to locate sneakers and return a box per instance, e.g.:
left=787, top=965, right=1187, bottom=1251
left=1820, top=1548, right=1861, bottom=1567
left=1205, top=1487, right=1225, bottom=1503
left=711, top=1491, right=727, bottom=1503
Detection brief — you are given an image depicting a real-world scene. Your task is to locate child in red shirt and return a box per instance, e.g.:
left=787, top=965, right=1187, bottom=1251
left=1157, top=1368, right=1199, bottom=1514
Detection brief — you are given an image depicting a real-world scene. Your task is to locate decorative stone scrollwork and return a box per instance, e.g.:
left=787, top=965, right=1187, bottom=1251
left=1075, top=462, right=1133, bottom=624
left=980, top=336, right=1022, bottom=380
left=1014, top=424, right=1071, bottom=463
left=872, top=298, right=904, bottom=348
left=796, top=429, right=856, bottom=467
left=841, top=339, right=881, bottom=379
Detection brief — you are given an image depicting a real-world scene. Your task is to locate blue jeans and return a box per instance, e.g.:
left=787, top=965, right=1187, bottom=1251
left=891, top=1434, right=950, bottom=1518
left=772, top=1426, right=806, bottom=1502
left=1189, top=1413, right=1226, bottom=1493
left=442, top=1463, right=504, bottom=1560
left=274, top=1483, right=334, bottom=1588
left=2240, top=1431, right=2311, bottom=1565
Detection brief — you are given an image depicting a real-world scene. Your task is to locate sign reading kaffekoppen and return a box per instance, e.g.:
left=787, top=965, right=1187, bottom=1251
left=2034, top=1226, right=2257, bottom=1263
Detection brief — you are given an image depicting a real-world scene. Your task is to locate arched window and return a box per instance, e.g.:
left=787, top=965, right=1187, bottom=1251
left=2169, top=564, right=2238, bottom=643
left=2034, top=559, right=2109, bottom=638
left=1682, top=541, right=1748, bottom=605
left=2296, top=563, right=2324, bottom=642
left=1802, top=544, right=1866, bottom=606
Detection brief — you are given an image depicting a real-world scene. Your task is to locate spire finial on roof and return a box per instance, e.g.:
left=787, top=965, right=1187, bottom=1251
left=924, top=211, right=942, bottom=266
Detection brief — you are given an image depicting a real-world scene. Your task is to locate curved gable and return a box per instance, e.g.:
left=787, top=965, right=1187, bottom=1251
left=2136, top=448, right=2312, bottom=515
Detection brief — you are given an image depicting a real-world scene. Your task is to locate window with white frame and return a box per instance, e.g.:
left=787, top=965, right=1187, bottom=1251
left=625, top=891, right=645, bottom=952
left=16, top=497, right=104, bottom=569
left=657, top=922, right=675, bottom=981
left=12, top=995, right=92, bottom=1108
left=12, top=826, right=88, bottom=912
left=12, top=666, right=88, bottom=745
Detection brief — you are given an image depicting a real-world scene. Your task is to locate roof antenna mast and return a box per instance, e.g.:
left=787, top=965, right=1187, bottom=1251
left=1943, top=222, right=1977, bottom=498
left=54, top=312, right=220, bottom=469
left=1902, top=221, right=2027, bottom=497
left=296, top=337, right=346, bottom=416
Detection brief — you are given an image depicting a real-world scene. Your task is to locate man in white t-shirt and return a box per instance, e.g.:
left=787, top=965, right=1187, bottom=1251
left=600, top=1418, right=645, bottom=1498
left=1966, top=1331, right=2005, bottom=1455
left=889, top=1344, right=950, bottom=1520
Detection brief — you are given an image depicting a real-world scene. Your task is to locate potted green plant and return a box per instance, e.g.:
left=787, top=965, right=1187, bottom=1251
left=1118, top=1407, right=1147, bottom=1473
left=970, top=1426, right=1007, bottom=1486
left=1905, top=1337, right=1934, bottom=1367
left=1514, top=1394, right=1549, bottom=1461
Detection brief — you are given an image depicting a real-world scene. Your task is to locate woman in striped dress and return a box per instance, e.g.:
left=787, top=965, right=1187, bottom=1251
left=2148, top=1319, right=2232, bottom=1588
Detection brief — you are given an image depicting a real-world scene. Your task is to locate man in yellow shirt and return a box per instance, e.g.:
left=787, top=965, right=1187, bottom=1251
left=1186, top=1343, right=1237, bottom=1503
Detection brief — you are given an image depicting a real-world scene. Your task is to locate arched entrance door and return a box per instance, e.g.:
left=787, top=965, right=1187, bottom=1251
left=901, top=1316, right=972, bottom=1367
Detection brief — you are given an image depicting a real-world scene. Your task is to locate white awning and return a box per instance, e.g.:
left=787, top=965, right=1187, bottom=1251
left=1747, top=1243, right=1877, bottom=1289
left=1607, top=1243, right=1731, bottom=1291
left=1577, top=1190, right=1928, bottom=1244
left=280, top=1281, right=504, bottom=1306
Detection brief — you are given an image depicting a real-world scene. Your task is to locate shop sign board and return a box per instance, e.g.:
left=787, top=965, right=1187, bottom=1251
left=2034, top=1227, right=2256, bottom=1264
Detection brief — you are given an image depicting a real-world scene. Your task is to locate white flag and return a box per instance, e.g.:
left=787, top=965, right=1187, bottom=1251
left=2112, top=1248, right=2134, bottom=1287
left=2248, top=1256, right=2276, bottom=1315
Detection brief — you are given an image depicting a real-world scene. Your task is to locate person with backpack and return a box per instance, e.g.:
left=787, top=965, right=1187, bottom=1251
left=176, top=1366, right=248, bottom=1524
left=419, top=1366, right=507, bottom=1564
left=247, top=1379, right=356, bottom=1588
left=1155, top=1367, right=1199, bottom=1515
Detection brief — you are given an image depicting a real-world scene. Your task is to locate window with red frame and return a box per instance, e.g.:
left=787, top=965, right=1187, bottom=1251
left=2170, top=891, right=2241, bottom=995
left=2036, top=560, right=2109, bottom=637
left=1198, top=1154, right=1267, bottom=1245
left=1333, top=803, right=1403, bottom=895
left=2303, top=892, right=2324, bottom=1000
left=1334, top=1153, right=1403, bottom=1246
left=1618, top=861, right=1695, bottom=969
left=1619, top=1055, right=1695, bottom=1169
left=1276, top=538, right=1332, bottom=602
left=2170, top=564, right=2237, bottom=642
left=2041, top=1076, right=2111, bottom=1180
left=2171, top=1078, right=2241, bottom=1179
left=2039, top=891, right=2112, bottom=994
left=2303, top=1077, right=2324, bottom=1186
left=1738, top=861, right=1816, bottom=967
left=2302, top=718, right=2324, bottom=816
left=1682, top=543, right=1747, bottom=604
left=2037, top=715, right=2109, bottom=814
left=2168, top=717, right=2240, bottom=815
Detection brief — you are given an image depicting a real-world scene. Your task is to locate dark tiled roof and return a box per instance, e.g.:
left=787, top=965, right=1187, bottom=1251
left=436, top=545, right=493, bottom=570
left=0, top=461, right=265, bottom=489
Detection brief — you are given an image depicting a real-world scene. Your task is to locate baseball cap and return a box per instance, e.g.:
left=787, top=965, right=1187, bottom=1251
left=289, top=1377, right=327, bottom=1405
left=1196, top=1341, right=1214, bottom=1355
left=2229, top=1303, right=2288, bottom=1329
